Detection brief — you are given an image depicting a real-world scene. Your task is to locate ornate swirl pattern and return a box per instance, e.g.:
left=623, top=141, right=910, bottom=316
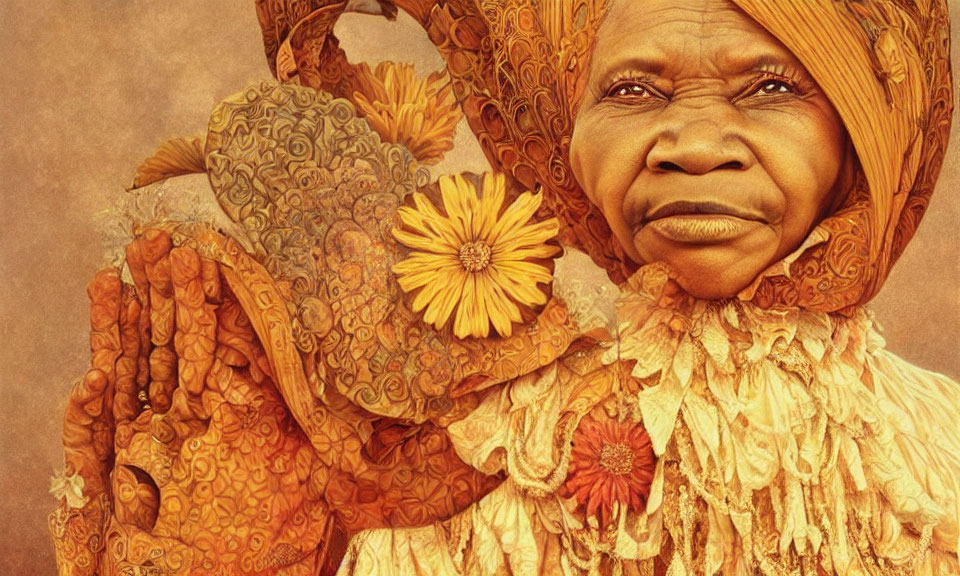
left=205, top=82, right=581, bottom=423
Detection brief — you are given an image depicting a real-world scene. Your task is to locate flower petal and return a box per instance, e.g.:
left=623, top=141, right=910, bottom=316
left=411, top=193, right=466, bottom=247
left=476, top=273, right=521, bottom=337
left=392, top=227, right=457, bottom=254
left=454, top=273, right=489, bottom=339
left=475, top=172, right=506, bottom=240
left=439, top=174, right=476, bottom=241
left=487, top=191, right=543, bottom=245
left=413, top=278, right=451, bottom=315
left=494, top=218, right=560, bottom=253
left=492, top=245, right=561, bottom=263
left=488, top=264, right=550, bottom=307
left=494, top=260, right=553, bottom=285
left=393, top=255, right=461, bottom=290
left=420, top=269, right=466, bottom=329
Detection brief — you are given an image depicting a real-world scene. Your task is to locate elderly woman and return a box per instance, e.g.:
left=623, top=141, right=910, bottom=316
left=51, top=0, right=958, bottom=575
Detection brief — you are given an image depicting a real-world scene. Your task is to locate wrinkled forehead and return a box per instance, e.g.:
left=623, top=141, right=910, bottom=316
left=586, top=0, right=803, bottom=84
left=600, top=0, right=750, bottom=36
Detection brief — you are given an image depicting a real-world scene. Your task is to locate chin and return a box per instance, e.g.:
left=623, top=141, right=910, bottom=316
left=643, top=249, right=773, bottom=301
left=633, top=231, right=779, bottom=300
left=671, top=273, right=754, bottom=300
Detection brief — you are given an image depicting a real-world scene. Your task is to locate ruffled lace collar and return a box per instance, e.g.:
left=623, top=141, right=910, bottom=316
left=585, top=263, right=954, bottom=574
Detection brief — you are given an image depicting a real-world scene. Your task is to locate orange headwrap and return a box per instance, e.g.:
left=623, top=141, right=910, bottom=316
left=255, top=0, right=953, bottom=313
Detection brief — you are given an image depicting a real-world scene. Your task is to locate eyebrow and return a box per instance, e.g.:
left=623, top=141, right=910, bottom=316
left=594, top=49, right=800, bottom=83
left=721, top=51, right=803, bottom=74
left=591, top=55, right=667, bottom=84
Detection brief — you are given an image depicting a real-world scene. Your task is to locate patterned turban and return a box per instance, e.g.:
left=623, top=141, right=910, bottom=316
left=255, top=0, right=953, bottom=313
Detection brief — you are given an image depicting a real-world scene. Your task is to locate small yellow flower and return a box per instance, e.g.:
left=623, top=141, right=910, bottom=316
left=352, top=61, right=462, bottom=165
left=392, top=173, right=560, bottom=339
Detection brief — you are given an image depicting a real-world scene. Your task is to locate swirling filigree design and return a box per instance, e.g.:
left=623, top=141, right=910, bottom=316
left=205, top=82, right=581, bottom=423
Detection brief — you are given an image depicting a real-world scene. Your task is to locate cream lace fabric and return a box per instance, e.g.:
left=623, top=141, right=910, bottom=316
left=336, top=261, right=960, bottom=576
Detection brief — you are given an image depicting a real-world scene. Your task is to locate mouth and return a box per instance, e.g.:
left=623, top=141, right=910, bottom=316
left=645, top=201, right=765, bottom=222
left=639, top=201, right=766, bottom=244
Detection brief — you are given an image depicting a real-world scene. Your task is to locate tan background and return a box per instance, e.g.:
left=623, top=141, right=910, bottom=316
left=0, top=1, right=957, bottom=573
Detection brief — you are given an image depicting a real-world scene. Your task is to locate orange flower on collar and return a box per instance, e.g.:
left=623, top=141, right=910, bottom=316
left=563, top=413, right=657, bottom=528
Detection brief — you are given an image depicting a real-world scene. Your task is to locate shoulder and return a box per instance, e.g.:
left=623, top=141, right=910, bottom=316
left=865, top=345, right=960, bottom=558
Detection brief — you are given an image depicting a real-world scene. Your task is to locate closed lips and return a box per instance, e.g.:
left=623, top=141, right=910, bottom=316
left=643, top=201, right=766, bottom=224
left=638, top=201, right=770, bottom=244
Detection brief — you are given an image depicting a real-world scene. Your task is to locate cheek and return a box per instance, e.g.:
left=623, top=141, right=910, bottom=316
left=568, top=124, right=595, bottom=205
left=761, top=110, right=846, bottom=244
left=571, top=118, right=639, bottom=224
left=570, top=118, right=649, bottom=262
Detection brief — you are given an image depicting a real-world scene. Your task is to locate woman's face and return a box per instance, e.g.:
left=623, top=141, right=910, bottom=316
left=570, top=0, right=851, bottom=299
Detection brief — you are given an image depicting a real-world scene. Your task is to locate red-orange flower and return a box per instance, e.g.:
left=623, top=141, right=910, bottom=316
left=563, top=414, right=657, bottom=527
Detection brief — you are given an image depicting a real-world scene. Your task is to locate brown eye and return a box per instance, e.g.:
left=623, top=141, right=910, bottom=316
left=615, top=84, right=650, bottom=97
left=605, top=81, right=658, bottom=100
left=755, top=80, right=793, bottom=95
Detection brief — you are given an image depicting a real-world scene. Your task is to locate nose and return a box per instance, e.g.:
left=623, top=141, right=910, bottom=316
left=646, top=115, right=754, bottom=175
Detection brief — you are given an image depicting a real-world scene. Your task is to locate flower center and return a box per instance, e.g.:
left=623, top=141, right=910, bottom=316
left=599, top=443, right=635, bottom=476
left=459, top=241, right=492, bottom=273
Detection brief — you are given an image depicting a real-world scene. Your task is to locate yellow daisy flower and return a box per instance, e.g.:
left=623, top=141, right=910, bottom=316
left=352, top=61, right=462, bottom=165
left=392, top=172, right=560, bottom=339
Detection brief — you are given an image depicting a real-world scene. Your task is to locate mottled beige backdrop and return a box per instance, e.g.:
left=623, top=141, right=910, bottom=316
left=1, top=1, right=958, bottom=574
